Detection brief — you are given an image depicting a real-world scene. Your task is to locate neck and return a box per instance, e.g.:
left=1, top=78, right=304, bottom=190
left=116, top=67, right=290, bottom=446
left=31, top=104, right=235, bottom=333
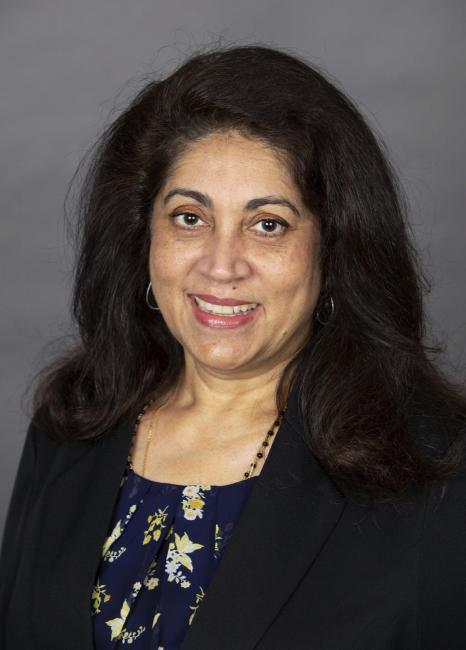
left=167, top=360, right=290, bottom=420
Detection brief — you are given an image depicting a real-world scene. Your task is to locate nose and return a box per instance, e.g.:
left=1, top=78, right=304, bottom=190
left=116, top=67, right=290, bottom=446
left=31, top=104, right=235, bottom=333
left=197, top=227, right=251, bottom=283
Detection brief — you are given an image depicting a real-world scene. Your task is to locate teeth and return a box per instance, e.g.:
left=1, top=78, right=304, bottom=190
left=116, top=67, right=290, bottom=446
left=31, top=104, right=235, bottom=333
left=193, top=296, right=258, bottom=316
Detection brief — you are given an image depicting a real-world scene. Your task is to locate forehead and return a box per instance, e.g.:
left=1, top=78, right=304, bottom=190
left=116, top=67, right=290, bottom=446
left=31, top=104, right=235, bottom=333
left=160, top=132, right=298, bottom=196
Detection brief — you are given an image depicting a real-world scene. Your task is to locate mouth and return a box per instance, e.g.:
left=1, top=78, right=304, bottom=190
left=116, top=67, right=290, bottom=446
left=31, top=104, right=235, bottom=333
left=190, top=294, right=259, bottom=317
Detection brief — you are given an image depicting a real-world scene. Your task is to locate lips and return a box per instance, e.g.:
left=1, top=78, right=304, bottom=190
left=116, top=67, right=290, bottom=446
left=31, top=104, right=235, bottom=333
left=189, top=293, right=260, bottom=329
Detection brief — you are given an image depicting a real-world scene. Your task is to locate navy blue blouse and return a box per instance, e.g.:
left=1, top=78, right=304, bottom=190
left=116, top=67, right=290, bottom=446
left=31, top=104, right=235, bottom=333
left=91, top=463, right=258, bottom=649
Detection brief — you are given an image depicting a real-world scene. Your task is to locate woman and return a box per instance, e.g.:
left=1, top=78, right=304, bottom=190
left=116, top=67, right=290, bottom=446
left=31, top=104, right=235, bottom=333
left=1, top=44, right=465, bottom=650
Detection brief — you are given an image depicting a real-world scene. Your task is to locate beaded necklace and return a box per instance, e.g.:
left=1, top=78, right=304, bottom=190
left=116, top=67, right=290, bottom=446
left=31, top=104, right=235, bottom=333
left=126, top=398, right=286, bottom=480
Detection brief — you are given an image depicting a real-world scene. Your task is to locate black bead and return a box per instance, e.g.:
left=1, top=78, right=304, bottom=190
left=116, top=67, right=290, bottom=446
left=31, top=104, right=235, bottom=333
left=262, top=440, right=269, bottom=446
left=244, top=472, right=250, bottom=478
left=256, top=452, right=263, bottom=458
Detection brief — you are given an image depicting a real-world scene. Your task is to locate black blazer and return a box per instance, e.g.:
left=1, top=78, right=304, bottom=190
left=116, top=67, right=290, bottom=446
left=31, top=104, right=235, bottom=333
left=1, top=381, right=466, bottom=650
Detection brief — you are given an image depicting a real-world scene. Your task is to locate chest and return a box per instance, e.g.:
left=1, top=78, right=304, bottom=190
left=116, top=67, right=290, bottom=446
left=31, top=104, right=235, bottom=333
left=128, top=407, right=277, bottom=486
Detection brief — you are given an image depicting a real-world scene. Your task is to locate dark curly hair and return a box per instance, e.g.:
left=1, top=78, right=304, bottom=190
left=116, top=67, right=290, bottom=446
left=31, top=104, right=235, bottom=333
left=26, top=43, right=466, bottom=502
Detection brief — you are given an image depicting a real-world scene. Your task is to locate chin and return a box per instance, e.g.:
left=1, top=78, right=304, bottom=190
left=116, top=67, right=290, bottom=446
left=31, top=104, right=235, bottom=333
left=190, top=348, right=256, bottom=371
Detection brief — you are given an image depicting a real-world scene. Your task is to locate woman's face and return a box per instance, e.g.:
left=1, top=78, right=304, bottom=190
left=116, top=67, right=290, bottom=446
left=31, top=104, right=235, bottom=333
left=150, top=131, right=321, bottom=376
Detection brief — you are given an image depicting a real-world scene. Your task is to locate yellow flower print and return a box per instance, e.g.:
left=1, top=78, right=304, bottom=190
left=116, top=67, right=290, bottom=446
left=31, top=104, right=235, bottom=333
left=119, top=624, right=146, bottom=644
left=143, top=506, right=169, bottom=545
left=187, top=497, right=204, bottom=510
left=102, top=520, right=122, bottom=556
left=188, top=586, right=206, bottom=625
left=102, top=503, right=139, bottom=556
left=214, top=523, right=223, bottom=557
left=142, top=557, right=158, bottom=589
left=104, top=545, right=126, bottom=563
left=152, top=610, right=161, bottom=629
left=175, top=531, right=204, bottom=556
left=181, top=485, right=210, bottom=521
left=165, top=532, right=204, bottom=588
left=105, top=599, right=130, bottom=640
left=91, top=579, right=111, bottom=615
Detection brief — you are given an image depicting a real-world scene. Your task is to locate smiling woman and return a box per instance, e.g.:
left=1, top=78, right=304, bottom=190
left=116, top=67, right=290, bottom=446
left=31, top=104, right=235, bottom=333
left=1, top=44, right=466, bottom=650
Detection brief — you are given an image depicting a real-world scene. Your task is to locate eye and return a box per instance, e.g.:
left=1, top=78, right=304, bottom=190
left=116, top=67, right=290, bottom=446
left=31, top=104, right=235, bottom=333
left=169, top=211, right=289, bottom=237
left=253, top=218, right=289, bottom=237
left=170, top=211, right=205, bottom=229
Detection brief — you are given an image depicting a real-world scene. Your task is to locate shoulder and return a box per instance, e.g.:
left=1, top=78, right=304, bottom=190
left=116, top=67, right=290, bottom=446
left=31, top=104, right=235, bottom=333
left=407, top=400, right=466, bottom=514
left=26, top=407, right=104, bottom=484
left=28, top=410, right=65, bottom=465
left=407, top=398, right=466, bottom=462
left=415, top=409, right=466, bottom=644
left=407, top=401, right=466, bottom=565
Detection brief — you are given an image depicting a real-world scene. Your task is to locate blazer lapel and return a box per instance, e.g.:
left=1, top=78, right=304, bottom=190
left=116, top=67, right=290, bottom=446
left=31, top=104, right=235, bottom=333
left=32, top=416, right=135, bottom=647
left=182, top=381, right=347, bottom=650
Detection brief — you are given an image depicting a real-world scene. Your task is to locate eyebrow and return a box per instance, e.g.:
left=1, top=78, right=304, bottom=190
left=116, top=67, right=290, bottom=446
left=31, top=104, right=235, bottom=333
left=163, top=187, right=301, bottom=218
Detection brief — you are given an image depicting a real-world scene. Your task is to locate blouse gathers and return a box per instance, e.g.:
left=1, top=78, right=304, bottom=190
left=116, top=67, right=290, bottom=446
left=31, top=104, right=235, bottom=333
left=90, top=460, right=258, bottom=649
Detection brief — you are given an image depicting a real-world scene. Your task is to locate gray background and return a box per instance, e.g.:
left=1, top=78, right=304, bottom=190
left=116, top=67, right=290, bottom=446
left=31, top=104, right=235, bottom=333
left=1, top=0, right=465, bottom=534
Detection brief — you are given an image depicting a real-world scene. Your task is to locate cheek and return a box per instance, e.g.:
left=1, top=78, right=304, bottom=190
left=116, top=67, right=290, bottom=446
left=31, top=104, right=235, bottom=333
left=272, top=243, right=317, bottom=292
left=270, top=249, right=320, bottom=323
left=151, top=246, right=170, bottom=278
left=149, top=233, right=188, bottom=282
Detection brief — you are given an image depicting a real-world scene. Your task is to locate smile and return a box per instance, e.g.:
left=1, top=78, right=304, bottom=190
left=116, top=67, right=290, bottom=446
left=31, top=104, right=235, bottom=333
left=192, top=295, right=259, bottom=316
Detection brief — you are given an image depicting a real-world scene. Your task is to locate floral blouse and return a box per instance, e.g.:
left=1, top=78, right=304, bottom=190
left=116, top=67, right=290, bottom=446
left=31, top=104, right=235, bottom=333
left=90, top=463, right=258, bottom=649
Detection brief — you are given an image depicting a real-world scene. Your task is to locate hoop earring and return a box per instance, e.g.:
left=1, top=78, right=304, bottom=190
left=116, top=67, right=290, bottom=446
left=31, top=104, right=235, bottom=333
left=146, top=282, right=160, bottom=311
left=315, top=294, right=335, bottom=325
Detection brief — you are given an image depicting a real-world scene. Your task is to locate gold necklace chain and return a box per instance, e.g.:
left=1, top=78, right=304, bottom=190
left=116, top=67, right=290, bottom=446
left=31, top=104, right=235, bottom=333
left=126, top=398, right=286, bottom=481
